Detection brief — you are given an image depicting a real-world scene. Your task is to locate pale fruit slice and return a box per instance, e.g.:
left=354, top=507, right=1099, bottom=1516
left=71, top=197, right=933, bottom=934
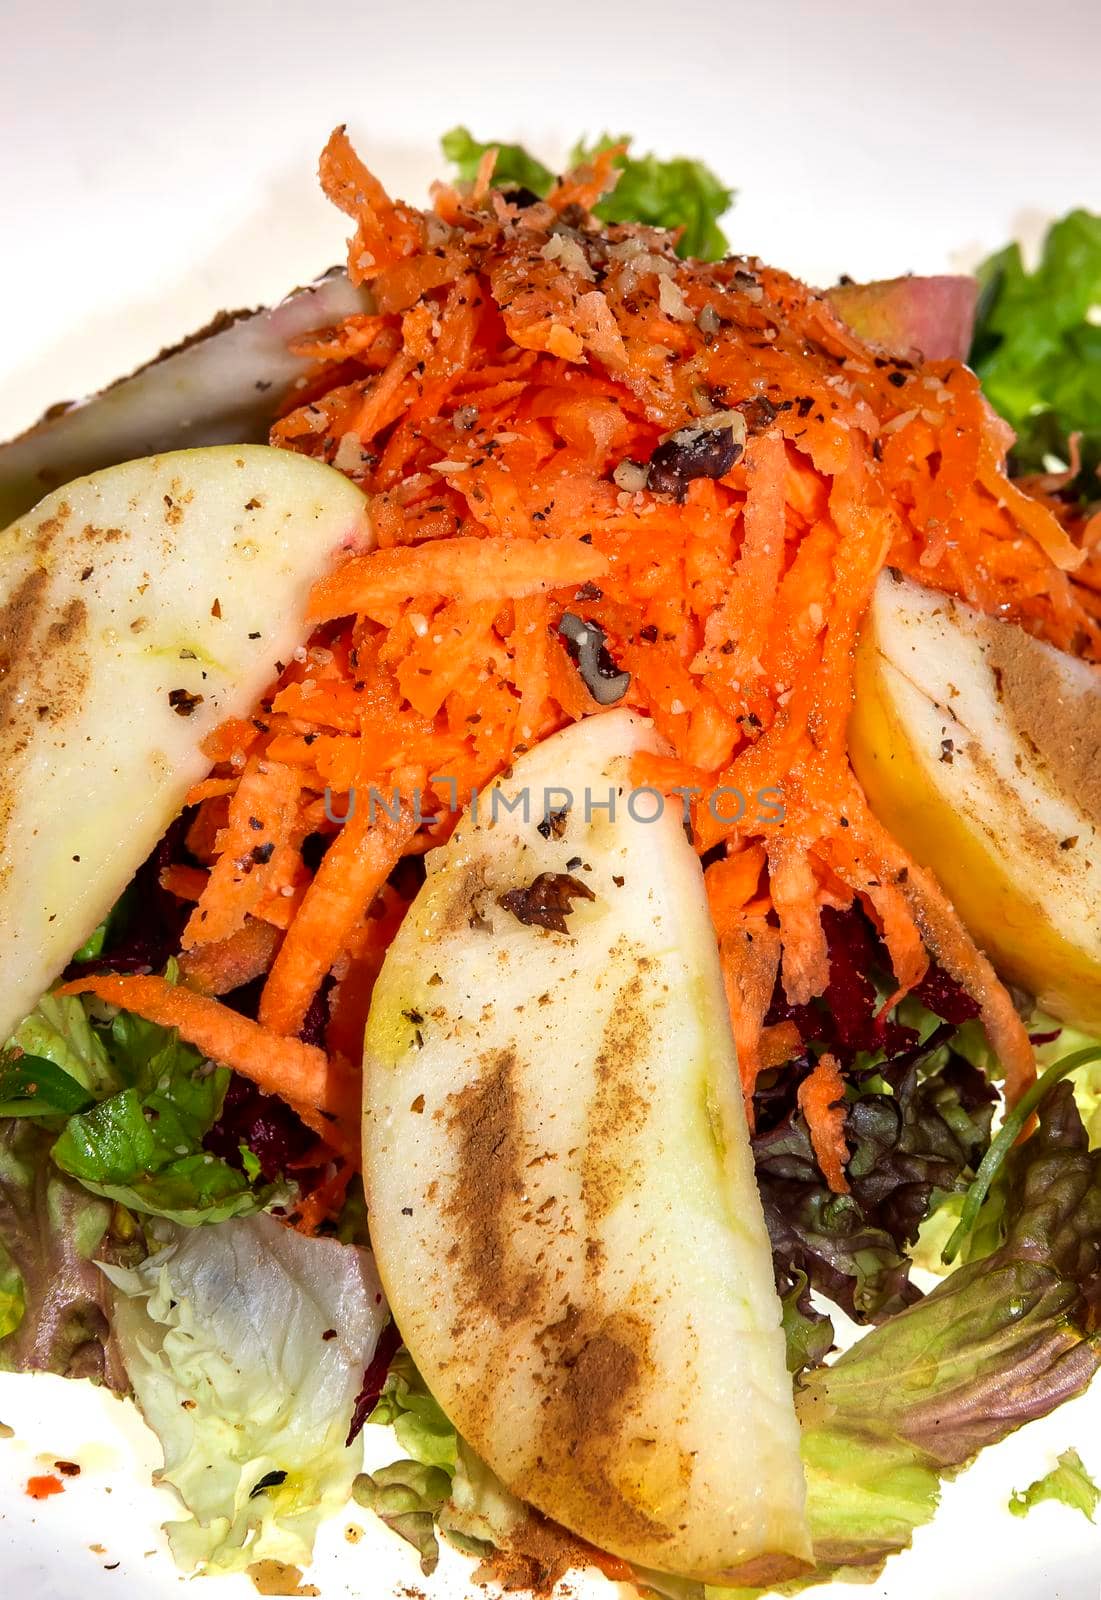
left=826, top=274, right=978, bottom=362
left=0, top=272, right=369, bottom=528
left=850, top=570, right=1101, bottom=1029
left=0, top=445, right=368, bottom=1038
left=363, top=709, right=810, bottom=1582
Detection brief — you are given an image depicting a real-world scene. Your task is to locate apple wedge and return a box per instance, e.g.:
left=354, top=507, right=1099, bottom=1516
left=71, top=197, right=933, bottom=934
left=0, top=271, right=369, bottom=529
left=826, top=274, right=978, bottom=362
left=0, top=445, right=368, bottom=1039
left=363, top=709, right=810, bottom=1583
left=850, top=570, right=1101, bottom=1029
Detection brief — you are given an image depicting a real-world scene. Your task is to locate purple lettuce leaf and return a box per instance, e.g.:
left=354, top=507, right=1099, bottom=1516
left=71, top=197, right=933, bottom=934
left=0, top=1119, right=143, bottom=1388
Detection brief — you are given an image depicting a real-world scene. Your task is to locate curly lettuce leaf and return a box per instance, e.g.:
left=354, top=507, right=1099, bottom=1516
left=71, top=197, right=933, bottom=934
left=970, top=209, right=1101, bottom=490
left=361, top=1348, right=527, bottom=1571
left=439, top=128, right=733, bottom=259
left=368, top=1345, right=459, bottom=1471
left=754, top=1037, right=995, bottom=1335
left=1034, top=1017, right=1101, bottom=1148
left=0, top=1118, right=138, bottom=1385
left=102, top=1213, right=388, bottom=1575
left=778, top=1270, right=834, bottom=1374
left=1010, top=1448, right=1099, bottom=1521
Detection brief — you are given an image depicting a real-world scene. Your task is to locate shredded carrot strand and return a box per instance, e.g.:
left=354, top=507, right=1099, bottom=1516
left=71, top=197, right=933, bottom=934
left=259, top=803, right=417, bottom=1037
left=179, top=918, right=282, bottom=996
left=159, top=863, right=209, bottom=902
left=798, top=1052, right=850, bottom=1194
left=307, top=535, right=609, bottom=622
left=717, top=915, right=783, bottom=1121
left=182, top=760, right=300, bottom=949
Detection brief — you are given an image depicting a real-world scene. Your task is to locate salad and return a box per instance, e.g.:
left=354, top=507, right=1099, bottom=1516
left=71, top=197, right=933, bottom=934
left=0, top=127, right=1099, bottom=1597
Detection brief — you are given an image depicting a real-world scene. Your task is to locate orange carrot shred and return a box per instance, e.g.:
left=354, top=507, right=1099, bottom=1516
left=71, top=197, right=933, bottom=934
left=717, top=915, right=782, bottom=1121
left=159, top=863, right=209, bottom=903
left=307, top=536, right=609, bottom=622
left=259, top=803, right=417, bottom=1038
left=183, top=760, right=300, bottom=949
left=179, top=918, right=282, bottom=996
left=798, top=1052, right=850, bottom=1194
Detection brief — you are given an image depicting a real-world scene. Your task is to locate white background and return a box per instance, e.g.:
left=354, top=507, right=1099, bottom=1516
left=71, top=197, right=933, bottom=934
left=0, top=2, right=1099, bottom=1596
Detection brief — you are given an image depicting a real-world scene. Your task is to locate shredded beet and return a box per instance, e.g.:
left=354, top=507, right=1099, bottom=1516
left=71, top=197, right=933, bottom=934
left=763, top=903, right=979, bottom=1059
left=766, top=906, right=919, bottom=1066
left=65, top=815, right=193, bottom=979
left=911, top=963, right=981, bottom=1024
left=203, top=1074, right=316, bottom=1181
left=299, top=976, right=334, bottom=1050
left=346, top=1317, right=403, bottom=1445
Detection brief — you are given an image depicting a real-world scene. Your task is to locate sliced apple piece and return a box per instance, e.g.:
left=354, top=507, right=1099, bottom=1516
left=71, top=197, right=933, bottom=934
left=0, top=271, right=369, bottom=529
left=363, top=709, right=810, bottom=1582
left=827, top=274, right=978, bottom=362
left=0, top=445, right=368, bottom=1038
left=850, top=570, right=1101, bottom=1029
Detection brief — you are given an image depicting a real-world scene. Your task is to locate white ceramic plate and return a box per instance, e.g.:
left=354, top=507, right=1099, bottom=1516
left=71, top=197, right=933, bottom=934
left=0, top=1, right=1099, bottom=1595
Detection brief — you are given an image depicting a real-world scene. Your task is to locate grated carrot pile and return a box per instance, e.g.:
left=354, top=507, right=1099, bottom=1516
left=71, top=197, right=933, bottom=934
left=94, top=131, right=1101, bottom=1211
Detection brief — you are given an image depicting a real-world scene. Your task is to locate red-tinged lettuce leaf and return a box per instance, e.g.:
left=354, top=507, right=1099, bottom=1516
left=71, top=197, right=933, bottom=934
left=0, top=1119, right=142, bottom=1388
left=754, top=907, right=997, bottom=1364
left=754, top=1031, right=995, bottom=1337
left=785, top=1082, right=1101, bottom=1580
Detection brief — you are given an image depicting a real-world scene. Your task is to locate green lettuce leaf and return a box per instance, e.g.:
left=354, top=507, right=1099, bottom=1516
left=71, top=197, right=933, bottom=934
left=439, top=128, right=733, bottom=259
left=369, top=1345, right=459, bottom=1472
left=441, top=1442, right=527, bottom=1554
left=0, top=1118, right=140, bottom=1386
left=102, top=1213, right=388, bottom=1575
left=0, top=1051, right=94, bottom=1118
left=8, top=993, right=116, bottom=1097
left=970, top=209, right=1101, bottom=491
left=571, top=135, right=733, bottom=259
left=1009, top=1448, right=1099, bottom=1522
left=1034, top=1017, right=1101, bottom=1148
left=362, top=1348, right=526, bottom=1571
left=440, top=126, right=553, bottom=195
left=48, top=997, right=276, bottom=1224
left=778, top=1269, right=834, bottom=1374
